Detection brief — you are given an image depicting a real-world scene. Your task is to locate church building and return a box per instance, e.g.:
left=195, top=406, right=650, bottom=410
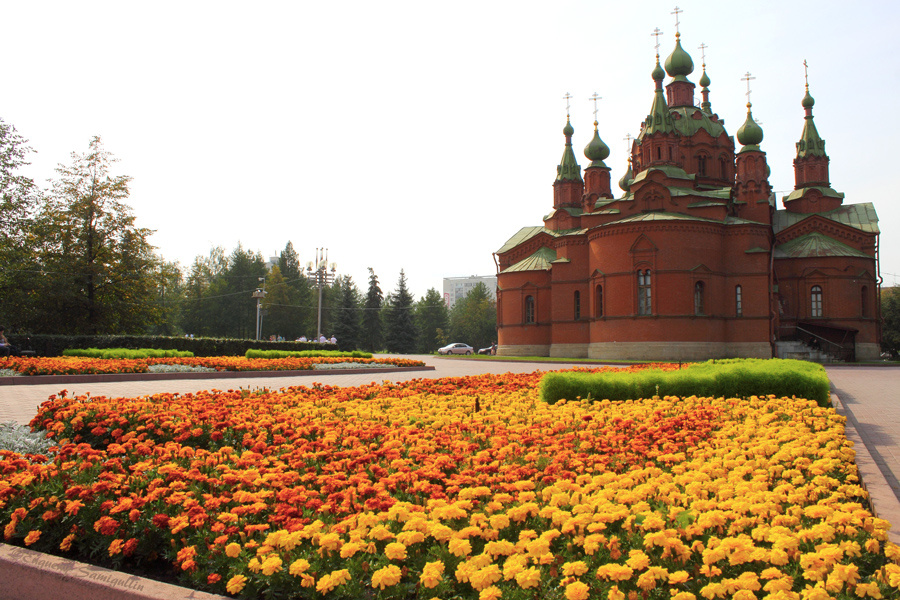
left=494, top=27, right=881, bottom=362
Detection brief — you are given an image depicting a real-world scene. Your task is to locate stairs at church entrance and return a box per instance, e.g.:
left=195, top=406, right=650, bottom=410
left=775, top=340, right=842, bottom=363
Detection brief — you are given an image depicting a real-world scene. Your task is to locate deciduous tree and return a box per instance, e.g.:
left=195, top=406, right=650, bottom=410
left=449, top=282, right=496, bottom=351
left=415, top=288, right=449, bottom=353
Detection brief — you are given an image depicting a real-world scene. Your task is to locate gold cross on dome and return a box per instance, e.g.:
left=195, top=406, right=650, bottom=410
left=651, top=27, right=664, bottom=57
left=563, top=92, right=573, bottom=117
left=698, top=42, right=708, bottom=66
left=741, top=71, right=756, bottom=104
left=671, top=6, right=683, bottom=35
left=803, top=59, right=809, bottom=90
left=589, top=92, right=602, bottom=123
left=624, top=133, right=634, bottom=153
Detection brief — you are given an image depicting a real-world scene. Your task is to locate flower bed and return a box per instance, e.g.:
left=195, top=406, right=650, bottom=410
left=0, top=355, right=426, bottom=377
left=1, top=365, right=899, bottom=599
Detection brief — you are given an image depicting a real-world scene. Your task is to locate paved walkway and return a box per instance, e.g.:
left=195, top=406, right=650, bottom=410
left=2, top=357, right=898, bottom=542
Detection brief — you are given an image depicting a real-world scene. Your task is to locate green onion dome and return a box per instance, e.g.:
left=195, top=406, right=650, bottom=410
left=736, top=103, right=764, bottom=148
left=584, top=124, right=610, bottom=163
left=802, top=89, right=815, bottom=109
left=664, top=34, right=694, bottom=79
left=619, top=162, right=634, bottom=192
left=699, top=69, right=710, bottom=88
left=563, top=118, right=575, bottom=138
left=652, top=60, right=666, bottom=83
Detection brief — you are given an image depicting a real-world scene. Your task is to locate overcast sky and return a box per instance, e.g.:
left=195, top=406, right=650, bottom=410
left=4, top=0, right=899, bottom=299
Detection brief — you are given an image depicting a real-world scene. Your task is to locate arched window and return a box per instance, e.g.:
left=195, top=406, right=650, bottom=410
left=694, top=282, right=705, bottom=315
left=573, top=291, right=581, bottom=320
left=595, top=285, right=603, bottom=318
left=720, top=158, right=728, bottom=179
left=638, top=270, right=651, bottom=315
left=861, top=285, right=869, bottom=318
left=698, top=155, right=707, bottom=176
left=810, top=286, right=823, bottom=317
left=525, top=295, right=535, bottom=324
left=735, top=285, right=743, bottom=317
left=656, top=146, right=662, bottom=160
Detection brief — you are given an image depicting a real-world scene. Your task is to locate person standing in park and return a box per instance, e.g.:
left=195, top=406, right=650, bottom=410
left=0, top=327, right=20, bottom=357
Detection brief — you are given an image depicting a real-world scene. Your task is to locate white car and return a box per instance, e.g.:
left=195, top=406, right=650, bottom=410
left=438, top=343, right=474, bottom=355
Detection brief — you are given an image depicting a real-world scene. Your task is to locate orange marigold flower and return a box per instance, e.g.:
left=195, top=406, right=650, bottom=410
left=562, top=561, right=588, bottom=577
left=108, top=539, right=124, bottom=556
left=225, top=542, right=242, bottom=558
left=208, top=574, right=222, bottom=584
left=261, top=555, right=283, bottom=576
left=289, top=559, right=310, bottom=576
left=515, top=567, right=541, bottom=589
left=93, top=516, right=119, bottom=536
left=24, top=530, right=40, bottom=546
left=480, top=585, right=502, bottom=600
left=60, top=534, right=75, bottom=552
left=607, top=586, right=625, bottom=600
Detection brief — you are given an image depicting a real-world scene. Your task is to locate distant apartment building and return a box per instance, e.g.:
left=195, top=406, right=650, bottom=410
left=443, top=275, right=497, bottom=308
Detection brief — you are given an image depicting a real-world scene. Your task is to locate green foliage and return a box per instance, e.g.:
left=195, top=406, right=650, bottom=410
left=449, top=282, right=496, bottom=351
left=244, top=349, right=372, bottom=359
left=415, top=288, right=450, bottom=353
left=540, top=358, right=832, bottom=407
left=881, top=287, right=900, bottom=357
left=385, top=270, right=417, bottom=354
left=62, top=347, right=194, bottom=359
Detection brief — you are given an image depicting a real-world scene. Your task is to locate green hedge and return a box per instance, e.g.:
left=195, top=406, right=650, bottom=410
left=62, top=348, right=195, bottom=359
left=8, top=335, right=337, bottom=358
left=540, top=358, right=831, bottom=407
left=244, top=349, right=372, bottom=359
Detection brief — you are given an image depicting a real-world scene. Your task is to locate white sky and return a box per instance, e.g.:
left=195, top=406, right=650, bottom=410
left=4, top=0, right=900, bottom=299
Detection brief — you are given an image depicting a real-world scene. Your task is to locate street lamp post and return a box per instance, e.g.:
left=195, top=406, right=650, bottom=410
left=252, top=277, right=266, bottom=340
left=306, top=248, right=337, bottom=340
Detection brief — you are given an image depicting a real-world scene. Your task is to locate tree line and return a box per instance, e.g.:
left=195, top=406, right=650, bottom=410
left=0, top=118, right=497, bottom=352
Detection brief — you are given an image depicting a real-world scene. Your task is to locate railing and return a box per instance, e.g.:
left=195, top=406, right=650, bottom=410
left=779, top=325, right=854, bottom=362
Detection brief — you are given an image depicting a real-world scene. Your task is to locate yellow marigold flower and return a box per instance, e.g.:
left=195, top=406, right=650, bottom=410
left=885, top=543, right=900, bottom=561
left=318, top=532, right=342, bottom=551
left=385, top=541, right=407, bottom=560
left=515, top=566, right=541, bottom=589
left=855, top=582, right=883, bottom=598
left=397, top=530, right=425, bottom=546
left=340, top=542, right=360, bottom=558
left=108, top=539, right=124, bottom=556
left=801, top=583, right=832, bottom=600
left=449, top=537, right=472, bottom=557
left=763, top=577, right=794, bottom=593
left=420, top=561, right=444, bottom=588
left=22, top=530, right=40, bottom=546
left=699, top=582, right=726, bottom=599
left=565, top=581, right=590, bottom=600
left=480, top=585, right=502, bottom=600
left=636, top=571, right=657, bottom=592
left=369, top=525, right=395, bottom=541
left=225, top=542, right=241, bottom=558
left=316, top=574, right=336, bottom=594
left=865, top=539, right=881, bottom=554
left=371, top=564, right=402, bottom=589
left=490, top=514, right=510, bottom=530
left=470, top=564, right=502, bottom=591
left=289, top=558, right=310, bottom=575
left=261, top=555, right=282, bottom=576
left=626, top=549, right=650, bottom=571
left=562, top=561, right=588, bottom=577
left=300, top=573, right=315, bottom=588
left=59, top=534, right=75, bottom=552
left=596, top=563, right=633, bottom=582
left=607, top=585, right=625, bottom=600
left=248, top=558, right=261, bottom=573
left=485, top=540, right=516, bottom=556
left=430, top=523, right=453, bottom=541
left=330, top=569, right=351, bottom=586
left=668, top=570, right=690, bottom=584
left=671, top=593, right=696, bottom=600
left=226, top=575, right=247, bottom=594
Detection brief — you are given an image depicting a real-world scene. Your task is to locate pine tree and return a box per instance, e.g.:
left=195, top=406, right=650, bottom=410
left=385, top=270, right=417, bottom=353
left=362, top=267, right=384, bottom=351
left=331, top=275, right=362, bottom=350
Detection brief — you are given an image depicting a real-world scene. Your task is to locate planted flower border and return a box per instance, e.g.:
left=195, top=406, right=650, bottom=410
left=1, top=365, right=899, bottom=599
left=0, top=355, right=426, bottom=377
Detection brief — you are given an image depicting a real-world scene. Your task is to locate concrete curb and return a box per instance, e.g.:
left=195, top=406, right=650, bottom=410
left=0, top=365, right=435, bottom=386
left=0, top=543, right=226, bottom=600
left=832, top=393, right=900, bottom=545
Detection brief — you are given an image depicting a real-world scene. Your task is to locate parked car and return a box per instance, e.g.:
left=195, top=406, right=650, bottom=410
left=438, top=343, right=474, bottom=355
left=478, top=343, right=497, bottom=355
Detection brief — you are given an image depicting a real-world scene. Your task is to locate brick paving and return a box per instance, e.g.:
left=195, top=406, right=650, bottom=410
left=2, top=357, right=899, bottom=542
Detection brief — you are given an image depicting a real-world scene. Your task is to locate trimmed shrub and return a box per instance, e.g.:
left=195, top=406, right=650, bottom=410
left=9, top=335, right=336, bottom=357
left=244, top=349, right=373, bottom=359
left=63, top=348, right=194, bottom=359
left=540, top=358, right=831, bottom=407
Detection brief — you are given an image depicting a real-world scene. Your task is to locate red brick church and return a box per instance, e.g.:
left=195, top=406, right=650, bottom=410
left=494, top=29, right=881, bottom=362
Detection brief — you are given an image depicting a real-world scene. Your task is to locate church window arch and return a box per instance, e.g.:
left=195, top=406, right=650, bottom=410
left=694, top=281, right=705, bottom=315
left=698, top=155, right=708, bottom=176
left=810, top=286, right=823, bottom=318
left=574, top=291, right=581, bottom=320
left=595, top=285, right=603, bottom=318
left=735, top=285, right=743, bottom=317
left=525, top=295, right=536, bottom=324
left=638, top=270, right=652, bottom=315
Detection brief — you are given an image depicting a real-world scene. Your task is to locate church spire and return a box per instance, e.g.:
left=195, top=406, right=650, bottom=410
left=792, top=61, right=830, bottom=191
left=736, top=72, right=763, bottom=152
left=698, top=42, right=711, bottom=112
left=553, top=93, right=584, bottom=210
left=583, top=92, right=612, bottom=204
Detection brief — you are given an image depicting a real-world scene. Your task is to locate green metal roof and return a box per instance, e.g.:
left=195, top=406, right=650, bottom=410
left=630, top=165, right=693, bottom=185
left=782, top=186, right=844, bottom=203
left=774, top=232, right=871, bottom=259
left=500, top=246, right=558, bottom=273
left=671, top=106, right=727, bottom=139
left=496, top=226, right=549, bottom=254
left=602, top=211, right=720, bottom=226
left=556, top=118, right=582, bottom=182
left=773, top=203, right=879, bottom=235
left=796, top=112, right=826, bottom=158
left=641, top=88, right=675, bottom=137
left=674, top=187, right=731, bottom=200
